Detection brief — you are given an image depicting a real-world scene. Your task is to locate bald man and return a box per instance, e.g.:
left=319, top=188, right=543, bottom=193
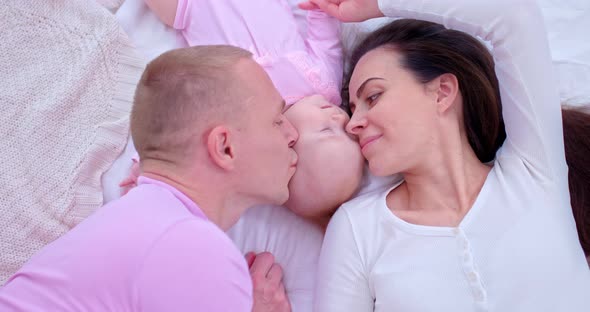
left=0, top=45, right=298, bottom=311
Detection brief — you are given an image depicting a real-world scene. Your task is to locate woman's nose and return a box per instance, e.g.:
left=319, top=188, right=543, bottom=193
left=345, top=111, right=367, bottom=136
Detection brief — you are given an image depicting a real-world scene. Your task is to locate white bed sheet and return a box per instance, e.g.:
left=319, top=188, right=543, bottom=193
left=105, top=1, right=590, bottom=310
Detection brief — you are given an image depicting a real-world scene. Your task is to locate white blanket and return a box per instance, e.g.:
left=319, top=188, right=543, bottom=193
left=0, top=0, right=144, bottom=284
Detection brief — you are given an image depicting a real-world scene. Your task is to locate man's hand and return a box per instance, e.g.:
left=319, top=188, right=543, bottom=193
left=298, top=0, right=384, bottom=23
left=246, top=252, right=291, bottom=312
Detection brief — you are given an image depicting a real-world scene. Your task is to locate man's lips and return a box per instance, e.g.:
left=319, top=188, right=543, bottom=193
left=290, top=154, right=298, bottom=167
left=360, top=135, right=382, bottom=150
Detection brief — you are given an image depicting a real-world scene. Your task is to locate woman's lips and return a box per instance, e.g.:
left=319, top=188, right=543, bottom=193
left=360, top=135, right=382, bottom=151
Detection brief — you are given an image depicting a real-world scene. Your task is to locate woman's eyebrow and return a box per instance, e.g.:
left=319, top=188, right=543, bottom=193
left=355, top=77, right=384, bottom=99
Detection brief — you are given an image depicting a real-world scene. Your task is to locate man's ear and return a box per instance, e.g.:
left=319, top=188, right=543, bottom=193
left=431, top=73, right=460, bottom=114
left=206, top=126, right=236, bottom=170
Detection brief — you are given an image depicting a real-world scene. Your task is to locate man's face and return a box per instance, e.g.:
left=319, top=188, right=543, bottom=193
left=233, top=59, right=299, bottom=206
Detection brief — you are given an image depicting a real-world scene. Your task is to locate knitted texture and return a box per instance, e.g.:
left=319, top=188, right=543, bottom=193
left=96, top=0, right=125, bottom=12
left=0, top=0, right=145, bottom=284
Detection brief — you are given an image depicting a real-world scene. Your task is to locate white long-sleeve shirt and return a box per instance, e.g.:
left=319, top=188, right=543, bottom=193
left=315, top=0, right=590, bottom=311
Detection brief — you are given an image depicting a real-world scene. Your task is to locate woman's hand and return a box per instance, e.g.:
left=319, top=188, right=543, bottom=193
left=298, top=0, right=384, bottom=22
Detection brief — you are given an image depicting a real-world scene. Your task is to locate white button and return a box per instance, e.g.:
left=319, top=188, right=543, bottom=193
left=463, top=252, right=471, bottom=262
left=474, top=289, right=485, bottom=301
left=468, top=272, right=478, bottom=282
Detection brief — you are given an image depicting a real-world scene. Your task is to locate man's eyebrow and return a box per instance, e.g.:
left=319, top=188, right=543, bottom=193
left=355, top=77, right=385, bottom=99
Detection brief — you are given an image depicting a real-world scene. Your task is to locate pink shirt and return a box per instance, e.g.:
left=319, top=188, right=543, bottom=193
left=174, top=0, right=343, bottom=105
left=0, top=177, right=252, bottom=311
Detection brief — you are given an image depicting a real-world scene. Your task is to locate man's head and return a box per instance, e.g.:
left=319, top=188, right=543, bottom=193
left=131, top=45, right=298, bottom=226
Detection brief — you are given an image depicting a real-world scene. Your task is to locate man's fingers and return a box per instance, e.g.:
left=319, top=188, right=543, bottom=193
left=266, top=263, right=284, bottom=288
left=275, top=283, right=291, bottom=311
left=245, top=252, right=256, bottom=268
left=250, top=252, right=275, bottom=276
left=276, top=282, right=287, bottom=300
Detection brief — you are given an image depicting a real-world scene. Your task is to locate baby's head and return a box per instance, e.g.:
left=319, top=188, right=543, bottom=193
left=283, top=95, right=364, bottom=223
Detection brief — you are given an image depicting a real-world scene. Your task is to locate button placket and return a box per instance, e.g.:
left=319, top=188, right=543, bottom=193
left=454, top=228, right=488, bottom=308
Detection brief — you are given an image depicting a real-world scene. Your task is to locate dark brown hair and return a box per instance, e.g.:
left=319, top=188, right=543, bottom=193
left=562, top=106, right=590, bottom=256
left=344, top=19, right=506, bottom=163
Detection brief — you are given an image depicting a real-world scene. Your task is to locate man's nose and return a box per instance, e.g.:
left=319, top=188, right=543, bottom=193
left=283, top=117, right=299, bottom=147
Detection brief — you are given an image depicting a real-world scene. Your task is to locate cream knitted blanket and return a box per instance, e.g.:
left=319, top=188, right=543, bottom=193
left=0, top=0, right=145, bottom=284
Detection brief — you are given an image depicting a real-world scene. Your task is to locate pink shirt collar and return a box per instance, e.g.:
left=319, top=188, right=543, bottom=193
left=137, top=176, right=207, bottom=220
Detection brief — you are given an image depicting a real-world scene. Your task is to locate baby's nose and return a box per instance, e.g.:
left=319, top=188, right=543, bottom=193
left=331, top=111, right=349, bottom=124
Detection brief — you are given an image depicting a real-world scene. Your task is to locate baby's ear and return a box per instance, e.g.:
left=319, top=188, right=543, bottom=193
left=206, top=126, right=236, bottom=171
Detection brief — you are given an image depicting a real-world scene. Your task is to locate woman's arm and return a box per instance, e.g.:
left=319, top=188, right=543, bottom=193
left=144, top=0, right=178, bottom=27
left=314, top=208, right=373, bottom=311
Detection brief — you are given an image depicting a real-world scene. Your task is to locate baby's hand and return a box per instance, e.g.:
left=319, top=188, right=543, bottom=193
left=119, top=160, right=140, bottom=195
left=246, top=252, right=292, bottom=312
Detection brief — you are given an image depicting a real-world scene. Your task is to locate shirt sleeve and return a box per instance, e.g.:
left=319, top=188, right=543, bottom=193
left=136, top=219, right=253, bottom=312
left=304, top=10, right=344, bottom=97
left=314, top=208, right=374, bottom=312
left=377, top=0, right=566, bottom=182
left=173, top=0, right=191, bottom=30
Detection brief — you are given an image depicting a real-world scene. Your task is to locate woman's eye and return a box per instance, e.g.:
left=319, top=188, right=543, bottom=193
left=275, top=119, right=284, bottom=126
left=367, top=93, right=381, bottom=105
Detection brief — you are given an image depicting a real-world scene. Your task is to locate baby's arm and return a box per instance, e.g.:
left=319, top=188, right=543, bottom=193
left=144, top=0, right=178, bottom=27
left=304, top=10, right=343, bottom=87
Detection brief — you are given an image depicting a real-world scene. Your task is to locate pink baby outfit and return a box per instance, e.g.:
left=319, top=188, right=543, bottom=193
left=0, top=177, right=252, bottom=312
left=174, top=0, right=343, bottom=105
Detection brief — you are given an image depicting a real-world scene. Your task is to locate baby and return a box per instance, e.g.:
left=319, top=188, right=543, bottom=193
left=282, top=95, right=363, bottom=225
left=123, top=0, right=365, bottom=224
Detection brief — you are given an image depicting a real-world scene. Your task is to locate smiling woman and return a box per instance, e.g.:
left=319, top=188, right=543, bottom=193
left=345, top=19, right=504, bottom=171
left=305, top=0, right=590, bottom=311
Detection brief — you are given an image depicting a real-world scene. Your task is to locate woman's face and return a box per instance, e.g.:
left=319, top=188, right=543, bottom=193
left=283, top=95, right=364, bottom=219
left=346, top=48, right=442, bottom=177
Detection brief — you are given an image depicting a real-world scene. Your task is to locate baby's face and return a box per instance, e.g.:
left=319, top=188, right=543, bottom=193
left=284, top=95, right=364, bottom=220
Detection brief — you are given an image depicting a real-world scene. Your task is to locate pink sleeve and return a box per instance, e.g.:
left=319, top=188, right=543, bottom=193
left=304, top=10, right=343, bottom=89
left=136, top=220, right=253, bottom=311
left=173, top=0, right=190, bottom=30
